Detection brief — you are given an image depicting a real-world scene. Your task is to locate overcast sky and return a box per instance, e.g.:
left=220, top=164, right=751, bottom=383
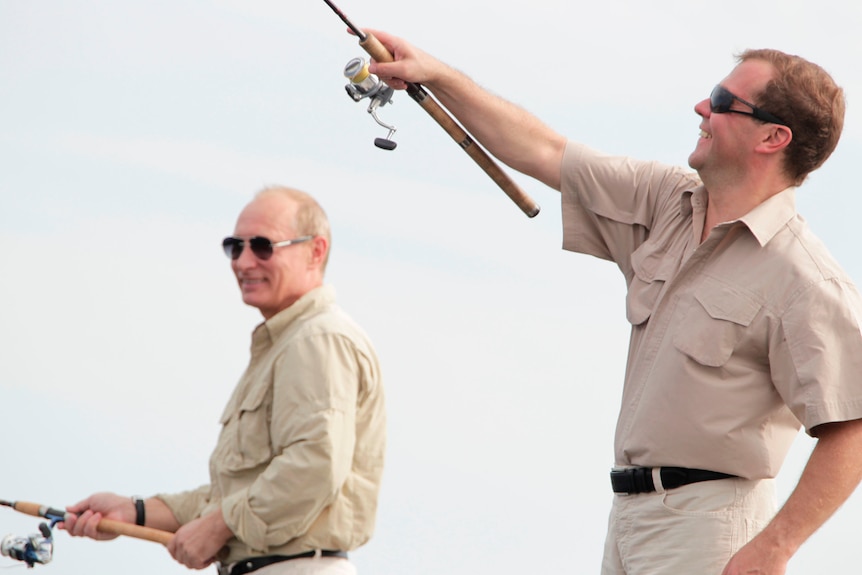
left=2, top=1, right=861, bottom=574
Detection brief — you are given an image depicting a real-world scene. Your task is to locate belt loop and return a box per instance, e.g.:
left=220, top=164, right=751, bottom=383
left=314, top=549, right=322, bottom=559
left=633, top=467, right=653, bottom=493
left=652, top=467, right=665, bottom=494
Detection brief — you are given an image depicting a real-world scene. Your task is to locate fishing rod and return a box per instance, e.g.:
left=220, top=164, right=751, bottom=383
left=323, top=0, right=541, bottom=218
left=1, top=499, right=173, bottom=567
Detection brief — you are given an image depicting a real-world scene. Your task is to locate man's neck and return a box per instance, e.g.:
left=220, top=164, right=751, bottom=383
left=700, top=172, right=792, bottom=243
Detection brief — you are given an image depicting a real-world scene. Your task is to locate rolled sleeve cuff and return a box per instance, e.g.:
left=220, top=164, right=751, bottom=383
left=222, top=488, right=268, bottom=552
left=804, top=398, right=862, bottom=435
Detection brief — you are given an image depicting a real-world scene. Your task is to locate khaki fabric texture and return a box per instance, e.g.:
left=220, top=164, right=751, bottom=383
left=250, top=557, right=356, bottom=575
left=157, top=285, right=385, bottom=563
left=560, top=142, right=862, bottom=480
left=601, top=479, right=776, bottom=574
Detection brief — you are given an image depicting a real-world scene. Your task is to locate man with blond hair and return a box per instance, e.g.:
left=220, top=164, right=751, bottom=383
left=64, top=186, right=386, bottom=575
left=364, top=28, right=862, bottom=575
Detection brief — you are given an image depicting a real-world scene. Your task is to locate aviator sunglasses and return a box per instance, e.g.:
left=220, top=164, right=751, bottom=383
left=709, top=85, right=788, bottom=127
left=222, top=235, right=314, bottom=260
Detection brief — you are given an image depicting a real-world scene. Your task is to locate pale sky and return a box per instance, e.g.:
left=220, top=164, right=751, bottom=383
left=2, top=1, right=861, bottom=574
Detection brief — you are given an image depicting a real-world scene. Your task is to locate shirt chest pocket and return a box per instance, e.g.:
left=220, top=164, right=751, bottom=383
left=217, top=382, right=274, bottom=474
left=673, top=285, right=762, bottom=367
left=627, top=242, right=676, bottom=326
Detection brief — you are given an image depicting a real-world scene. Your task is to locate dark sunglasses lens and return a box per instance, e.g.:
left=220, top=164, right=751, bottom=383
left=223, top=237, right=243, bottom=259
left=248, top=237, right=275, bottom=260
left=710, top=86, right=732, bottom=113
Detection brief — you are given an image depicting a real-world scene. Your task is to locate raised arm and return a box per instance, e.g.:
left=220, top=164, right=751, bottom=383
left=366, top=29, right=566, bottom=191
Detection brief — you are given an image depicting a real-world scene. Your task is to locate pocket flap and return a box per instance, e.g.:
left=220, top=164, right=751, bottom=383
left=674, top=285, right=763, bottom=367
left=694, top=286, right=760, bottom=326
left=626, top=243, right=675, bottom=326
left=219, top=377, right=270, bottom=424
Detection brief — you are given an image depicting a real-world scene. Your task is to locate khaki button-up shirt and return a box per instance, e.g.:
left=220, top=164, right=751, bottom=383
left=157, top=285, right=385, bottom=562
left=561, top=142, right=862, bottom=479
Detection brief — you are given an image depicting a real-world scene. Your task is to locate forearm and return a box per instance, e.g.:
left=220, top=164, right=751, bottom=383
left=141, top=497, right=182, bottom=532
left=64, top=492, right=181, bottom=541
left=154, top=484, right=212, bottom=527
left=423, top=65, right=566, bottom=189
left=756, top=419, right=862, bottom=558
left=366, top=28, right=566, bottom=189
left=723, top=419, right=862, bottom=574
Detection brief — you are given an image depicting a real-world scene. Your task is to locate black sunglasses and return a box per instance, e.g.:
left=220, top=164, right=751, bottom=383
left=710, top=85, right=788, bottom=127
left=222, top=235, right=314, bottom=260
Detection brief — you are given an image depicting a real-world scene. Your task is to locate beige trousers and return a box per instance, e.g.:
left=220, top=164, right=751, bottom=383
left=252, top=557, right=356, bottom=575
left=601, top=475, right=776, bottom=574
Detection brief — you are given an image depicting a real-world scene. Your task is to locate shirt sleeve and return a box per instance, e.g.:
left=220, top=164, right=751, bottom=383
left=770, top=277, right=862, bottom=433
left=154, top=484, right=211, bottom=526
left=220, top=332, right=359, bottom=551
left=560, top=141, right=700, bottom=276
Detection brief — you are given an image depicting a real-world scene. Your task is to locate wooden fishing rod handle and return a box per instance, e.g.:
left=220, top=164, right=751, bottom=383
left=9, top=500, right=173, bottom=546
left=96, top=518, right=174, bottom=546
left=359, top=33, right=541, bottom=218
left=412, top=90, right=540, bottom=217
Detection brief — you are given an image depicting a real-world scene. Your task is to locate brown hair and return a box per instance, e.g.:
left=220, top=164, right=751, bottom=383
left=738, top=49, right=845, bottom=185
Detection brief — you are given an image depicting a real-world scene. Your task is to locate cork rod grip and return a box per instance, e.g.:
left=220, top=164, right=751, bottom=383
left=358, top=33, right=540, bottom=218
left=96, top=518, right=174, bottom=545
left=7, top=500, right=53, bottom=518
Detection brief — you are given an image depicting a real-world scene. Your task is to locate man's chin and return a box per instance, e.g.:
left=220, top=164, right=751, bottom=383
left=241, top=293, right=266, bottom=309
left=687, top=151, right=700, bottom=171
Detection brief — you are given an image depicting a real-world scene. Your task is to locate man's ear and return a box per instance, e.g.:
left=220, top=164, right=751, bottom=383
left=309, top=235, right=329, bottom=267
left=757, top=124, right=793, bottom=155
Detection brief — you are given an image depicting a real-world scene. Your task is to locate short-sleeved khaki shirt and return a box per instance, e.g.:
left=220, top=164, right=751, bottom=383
left=561, top=142, right=862, bottom=479
left=157, top=285, right=385, bottom=562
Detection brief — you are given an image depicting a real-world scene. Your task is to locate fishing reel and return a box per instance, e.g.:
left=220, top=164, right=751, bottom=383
left=1, top=522, right=54, bottom=568
left=343, top=57, right=397, bottom=150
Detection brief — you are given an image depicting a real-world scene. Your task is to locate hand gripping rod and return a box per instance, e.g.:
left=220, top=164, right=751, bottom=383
left=1, top=499, right=172, bottom=546
left=322, top=0, right=541, bottom=218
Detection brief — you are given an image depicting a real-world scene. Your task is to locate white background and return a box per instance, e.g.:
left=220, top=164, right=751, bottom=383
left=1, top=1, right=861, bottom=573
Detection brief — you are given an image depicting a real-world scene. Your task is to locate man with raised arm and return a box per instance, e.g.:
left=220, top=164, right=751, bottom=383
left=364, top=29, right=862, bottom=575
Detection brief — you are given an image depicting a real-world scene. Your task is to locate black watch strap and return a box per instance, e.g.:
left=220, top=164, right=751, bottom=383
left=132, top=496, right=145, bottom=526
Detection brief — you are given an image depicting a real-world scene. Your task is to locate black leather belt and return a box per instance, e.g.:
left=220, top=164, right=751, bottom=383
left=611, top=467, right=737, bottom=494
left=226, top=550, right=348, bottom=575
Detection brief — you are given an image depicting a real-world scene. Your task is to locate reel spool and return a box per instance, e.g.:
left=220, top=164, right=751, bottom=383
left=343, top=57, right=397, bottom=150
left=1, top=522, right=54, bottom=567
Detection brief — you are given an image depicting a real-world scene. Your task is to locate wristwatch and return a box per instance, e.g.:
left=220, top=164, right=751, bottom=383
left=131, top=496, right=145, bottom=526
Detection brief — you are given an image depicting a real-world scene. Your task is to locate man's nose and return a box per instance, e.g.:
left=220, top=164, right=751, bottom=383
left=233, top=242, right=258, bottom=268
left=694, top=97, right=711, bottom=118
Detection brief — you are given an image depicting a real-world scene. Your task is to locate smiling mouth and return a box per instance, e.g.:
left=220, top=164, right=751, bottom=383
left=240, top=278, right=266, bottom=288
